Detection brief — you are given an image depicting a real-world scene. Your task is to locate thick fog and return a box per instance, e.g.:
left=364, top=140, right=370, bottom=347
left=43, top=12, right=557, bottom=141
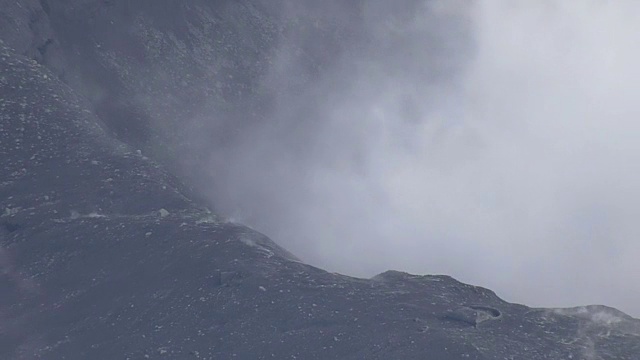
left=197, top=1, right=640, bottom=316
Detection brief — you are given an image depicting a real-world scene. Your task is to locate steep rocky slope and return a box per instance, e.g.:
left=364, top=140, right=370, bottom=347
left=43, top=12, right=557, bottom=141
left=1, top=1, right=639, bottom=359
left=1, top=0, right=359, bottom=163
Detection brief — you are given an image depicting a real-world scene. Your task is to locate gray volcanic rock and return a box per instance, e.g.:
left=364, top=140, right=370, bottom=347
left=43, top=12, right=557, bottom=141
left=0, top=0, right=463, bottom=181
left=1, top=0, right=355, bottom=157
left=1, top=2, right=640, bottom=360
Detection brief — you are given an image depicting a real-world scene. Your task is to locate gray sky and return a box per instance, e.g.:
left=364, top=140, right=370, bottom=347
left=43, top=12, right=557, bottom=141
left=202, top=1, right=640, bottom=317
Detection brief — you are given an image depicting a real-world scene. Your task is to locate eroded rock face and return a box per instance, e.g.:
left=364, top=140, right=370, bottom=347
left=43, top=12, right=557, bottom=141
left=0, top=0, right=54, bottom=60
left=1, top=0, right=356, bottom=157
left=1, top=0, right=466, bottom=182
left=1, top=3, right=640, bottom=360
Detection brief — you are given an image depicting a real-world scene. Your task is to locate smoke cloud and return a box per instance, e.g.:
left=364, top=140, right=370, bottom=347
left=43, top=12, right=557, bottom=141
left=198, top=1, right=640, bottom=316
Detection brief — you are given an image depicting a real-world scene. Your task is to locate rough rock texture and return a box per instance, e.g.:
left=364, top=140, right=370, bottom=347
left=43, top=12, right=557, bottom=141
left=1, top=0, right=461, bottom=178
left=1, top=2, right=639, bottom=359
left=1, top=0, right=360, bottom=161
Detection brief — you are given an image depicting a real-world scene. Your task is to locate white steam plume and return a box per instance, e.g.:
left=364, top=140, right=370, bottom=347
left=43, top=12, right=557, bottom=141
left=202, top=1, right=640, bottom=317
